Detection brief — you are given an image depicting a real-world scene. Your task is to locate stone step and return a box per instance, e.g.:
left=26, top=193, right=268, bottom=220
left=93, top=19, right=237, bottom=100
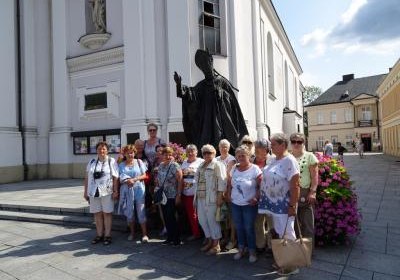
left=0, top=203, right=89, bottom=216
left=0, top=210, right=128, bottom=231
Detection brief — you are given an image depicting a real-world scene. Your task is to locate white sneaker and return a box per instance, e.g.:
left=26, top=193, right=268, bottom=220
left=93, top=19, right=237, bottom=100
left=141, top=236, right=149, bottom=243
left=233, top=251, right=244, bottom=260
left=127, top=235, right=134, bottom=241
left=249, top=254, right=258, bottom=263
left=225, top=241, right=236, bottom=250
left=277, top=268, right=300, bottom=276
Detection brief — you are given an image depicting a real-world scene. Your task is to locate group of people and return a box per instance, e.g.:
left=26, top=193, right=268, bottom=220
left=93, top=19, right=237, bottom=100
left=83, top=124, right=319, bottom=276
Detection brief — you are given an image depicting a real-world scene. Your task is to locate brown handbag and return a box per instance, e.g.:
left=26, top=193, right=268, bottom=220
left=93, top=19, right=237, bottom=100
left=271, top=216, right=312, bottom=268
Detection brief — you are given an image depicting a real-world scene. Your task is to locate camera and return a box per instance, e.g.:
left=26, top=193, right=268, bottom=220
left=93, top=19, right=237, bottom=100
left=93, top=171, right=105, bottom=179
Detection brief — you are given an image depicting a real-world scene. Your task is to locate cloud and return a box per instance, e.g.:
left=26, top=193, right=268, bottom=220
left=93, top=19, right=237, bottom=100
left=301, top=0, right=400, bottom=56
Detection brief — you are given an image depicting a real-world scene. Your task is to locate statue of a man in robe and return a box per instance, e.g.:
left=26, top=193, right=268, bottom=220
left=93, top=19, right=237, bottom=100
left=174, top=49, right=248, bottom=150
left=89, top=0, right=106, bottom=33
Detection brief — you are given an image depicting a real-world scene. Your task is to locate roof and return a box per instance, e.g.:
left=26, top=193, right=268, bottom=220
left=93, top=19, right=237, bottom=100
left=306, top=74, right=387, bottom=107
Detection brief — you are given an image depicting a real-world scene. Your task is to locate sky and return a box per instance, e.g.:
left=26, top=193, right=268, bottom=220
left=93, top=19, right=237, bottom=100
left=272, top=0, right=400, bottom=92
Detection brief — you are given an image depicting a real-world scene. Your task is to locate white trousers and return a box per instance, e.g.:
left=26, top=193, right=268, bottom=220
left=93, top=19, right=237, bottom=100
left=197, top=199, right=222, bottom=240
left=271, top=214, right=296, bottom=240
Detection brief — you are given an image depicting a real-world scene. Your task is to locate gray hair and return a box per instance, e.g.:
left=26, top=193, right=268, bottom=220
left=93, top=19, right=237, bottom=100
left=218, top=139, right=231, bottom=148
left=235, top=145, right=252, bottom=157
left=254, top=139, right=271, bottom=151
left=201, top=144, right=216, bottom=154
left=270, top=133, right=289, bottom=148
left=290, top=133, right=305, bottom=142
left=186, top=144, right=198, bottom=152
left=134, top=139, right=144, bottom=145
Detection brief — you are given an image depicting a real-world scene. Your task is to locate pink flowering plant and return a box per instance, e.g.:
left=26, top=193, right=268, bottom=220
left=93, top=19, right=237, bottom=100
left=167, top=142, right=187, bottom=164
left=314, top=153, right=361, bottom=246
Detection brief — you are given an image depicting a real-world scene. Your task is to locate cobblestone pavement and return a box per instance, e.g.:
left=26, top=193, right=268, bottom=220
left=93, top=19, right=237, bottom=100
left=0, top=153, right=400, bottom=279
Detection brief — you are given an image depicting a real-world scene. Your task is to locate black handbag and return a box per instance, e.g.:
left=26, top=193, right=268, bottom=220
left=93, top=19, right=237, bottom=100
left=153, top=163, right=172, bottom=205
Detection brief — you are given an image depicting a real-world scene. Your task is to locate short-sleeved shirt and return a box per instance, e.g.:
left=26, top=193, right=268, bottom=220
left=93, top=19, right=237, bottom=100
left=181, top=158, right=204, bottom=196
left=258, top=154, right=299, bottom=215
left=294, top=152, right=318, bottom=189
left=119, top=159, right=147, bottom=188
left=157, top=161, right=181, bottom=199
left=144, top=138, right=165, bottom=169
left=86, top=156, right=119, bottom=197
left=230, top=164, right=262, bottom=206
left=216, top=154, right=236, bottom=167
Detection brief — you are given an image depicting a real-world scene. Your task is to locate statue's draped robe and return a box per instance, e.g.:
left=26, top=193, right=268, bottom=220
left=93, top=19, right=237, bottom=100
left=178, top=76, right=248, bottom=150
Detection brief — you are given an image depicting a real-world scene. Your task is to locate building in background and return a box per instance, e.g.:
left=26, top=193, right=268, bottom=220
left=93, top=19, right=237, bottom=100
left=0, top=0, right=303, bottom=183
left=305, top=74, right=386, bottom=152
left=377, top=59, right=400, bottom=157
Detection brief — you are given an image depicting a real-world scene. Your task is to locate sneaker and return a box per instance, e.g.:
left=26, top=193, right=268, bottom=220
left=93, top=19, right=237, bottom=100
left=206, top=245, right=221, bottom=255
left=127, top=235, right=134, bottom=241
left=277, top=268, right=300, bottom=276
left=141, top=236, right=149, bottom=243
left=249, top=254, right=258, bottom=263
left=161, top=239, right=172, bottom=246
left=172, top=241, right=182, bottom=247
left=225, top=241, right=236, bottom=250
left=233, top=251, right=244, bottom=260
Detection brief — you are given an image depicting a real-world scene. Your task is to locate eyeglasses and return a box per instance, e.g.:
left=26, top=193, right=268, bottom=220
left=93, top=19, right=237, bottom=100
left=148, top=129, right=157, bottom=132
left=242, top=141, right=253, bottom=145
left=291, top=140, right=304, bottom=145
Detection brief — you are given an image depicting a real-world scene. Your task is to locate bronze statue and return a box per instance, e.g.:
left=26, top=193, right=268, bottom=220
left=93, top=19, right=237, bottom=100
left=174, top=49, right=248, bottom=150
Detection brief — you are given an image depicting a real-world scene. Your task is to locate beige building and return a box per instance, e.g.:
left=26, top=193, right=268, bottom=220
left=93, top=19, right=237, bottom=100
left=377, top=59, right=400, bottom=157
left=306, top=74, right=386, bottom=152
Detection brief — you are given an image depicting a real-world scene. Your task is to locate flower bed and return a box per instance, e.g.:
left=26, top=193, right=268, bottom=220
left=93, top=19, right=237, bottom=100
left=314, top=153, right=362, bottom=246
left=166, top=142, right=187, bottom=164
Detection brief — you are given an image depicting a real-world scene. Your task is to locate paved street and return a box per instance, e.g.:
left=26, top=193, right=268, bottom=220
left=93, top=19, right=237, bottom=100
left=0, top=153, right=400, bottom=279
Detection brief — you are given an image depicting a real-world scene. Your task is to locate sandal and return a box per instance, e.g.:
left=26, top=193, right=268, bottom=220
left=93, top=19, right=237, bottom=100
left=103, top=236, right=112, bottom=246
left=91, top=236, right=103, bottom=244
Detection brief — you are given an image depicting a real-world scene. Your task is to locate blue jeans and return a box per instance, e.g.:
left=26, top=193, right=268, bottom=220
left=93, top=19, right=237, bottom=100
left=231, top=203, right=258, bottom=253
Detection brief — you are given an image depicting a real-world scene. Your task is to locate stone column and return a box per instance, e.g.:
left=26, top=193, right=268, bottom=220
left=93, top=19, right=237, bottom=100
left=121, top=0, right=147, bottom=144
left=49, top=0, right=72, bottom=178
left=165, top=0, right=192, bottom=139
left=0, top=0, right=23, bottom=182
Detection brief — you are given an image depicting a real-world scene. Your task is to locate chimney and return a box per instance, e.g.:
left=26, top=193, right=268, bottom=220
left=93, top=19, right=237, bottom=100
left=342, top=74, right=354, bottom=82
left=389, top=67, right=393, bottom=72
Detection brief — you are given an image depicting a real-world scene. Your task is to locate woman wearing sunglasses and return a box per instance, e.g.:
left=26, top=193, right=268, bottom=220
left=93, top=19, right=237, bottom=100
left=289, top=133, right=318, bottom=240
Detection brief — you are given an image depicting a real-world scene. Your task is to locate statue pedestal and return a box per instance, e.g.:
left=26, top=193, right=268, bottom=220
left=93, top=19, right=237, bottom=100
left=78, top=33, right=111, bottom=50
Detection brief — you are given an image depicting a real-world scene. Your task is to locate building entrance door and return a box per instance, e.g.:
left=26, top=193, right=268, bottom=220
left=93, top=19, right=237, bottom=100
left=361, top=134, right=372, bottom=151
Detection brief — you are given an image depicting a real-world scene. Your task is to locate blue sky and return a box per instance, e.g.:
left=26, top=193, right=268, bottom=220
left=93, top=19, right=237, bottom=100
left=272, top=0, right=400, bottom=91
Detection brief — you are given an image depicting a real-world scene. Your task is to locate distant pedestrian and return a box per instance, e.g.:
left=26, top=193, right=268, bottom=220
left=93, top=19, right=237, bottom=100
left=323, top=140, right=333, bottom=157
left=358, top=140, right=364, bottom=158
left=337, top=142, right=347, bottom=162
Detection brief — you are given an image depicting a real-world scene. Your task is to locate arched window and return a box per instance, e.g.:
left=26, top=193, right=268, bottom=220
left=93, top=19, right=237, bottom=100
left=267, top=32, right=275, bottom=98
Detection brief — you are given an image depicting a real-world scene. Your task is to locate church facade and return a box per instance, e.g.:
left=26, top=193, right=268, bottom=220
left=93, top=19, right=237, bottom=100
left=0, top=0, right=303, bottom=183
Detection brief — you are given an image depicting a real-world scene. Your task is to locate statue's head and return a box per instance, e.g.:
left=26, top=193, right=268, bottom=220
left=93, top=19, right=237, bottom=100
left=195, top=49, right=213, bottom=79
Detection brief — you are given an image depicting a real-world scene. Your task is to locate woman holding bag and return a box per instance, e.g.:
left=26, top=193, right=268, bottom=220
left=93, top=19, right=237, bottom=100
left=117, top=145, right=149, bottom=243
left=258, top=133, right=300, bottom=276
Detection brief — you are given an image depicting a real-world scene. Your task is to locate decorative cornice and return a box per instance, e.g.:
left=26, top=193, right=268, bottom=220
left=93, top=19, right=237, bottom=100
left=67, top=46, right=124, bottom=73
left=78, top=33, right=111, bottom=50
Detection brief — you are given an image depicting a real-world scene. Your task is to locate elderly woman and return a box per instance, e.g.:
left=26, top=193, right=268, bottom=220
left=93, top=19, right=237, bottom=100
left=118, top=145, right=149, bottom=243
left=216, top=139, right=236, bottom=250
left=84, top=142, right=119, bottom=245
left=290, top=133, right=318, bottom=239
left=144, top=123, right=166, bottom=170
left=253, top=139, right=273, bottom=253
left=240, top=135, right=255, bottom=159
left=181, top=144, right=204, bottom=241
left=195, top=144, right=227, bottom=255
left=258, top=133, right=300, bottom=275
left=156, top=147, right=183, bottom=246
left=227, top=145, right=262, bottom=263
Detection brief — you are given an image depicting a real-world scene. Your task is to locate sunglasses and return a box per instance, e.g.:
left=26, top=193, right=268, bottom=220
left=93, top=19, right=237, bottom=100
left=148, top=129, right=157, bottom=132
left=291, top=140, right=304, bottom=145
left=242, top=141, right=253, bottom=145
left=202, top=151, right=213, bottom=155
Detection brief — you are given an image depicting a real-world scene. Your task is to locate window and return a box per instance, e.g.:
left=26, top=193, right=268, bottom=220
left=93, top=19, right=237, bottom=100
left=345, top=108, right=352, bottom=122
left=361, top=106, right=372, bottom=120
left=317, top=112, right=324, bottom=124
left=331, top=135, right=338, bottom=145
left=331, top=111, right=337, bottom=124
left=71, top=129, right=121, bottom=155
left=84, top=92, right=107, bottom=111
left=317, top=136, right=324, bottom=150
left=345, top=134, right=353, bottom=147
left=199, top=0, right=221, bottom=55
